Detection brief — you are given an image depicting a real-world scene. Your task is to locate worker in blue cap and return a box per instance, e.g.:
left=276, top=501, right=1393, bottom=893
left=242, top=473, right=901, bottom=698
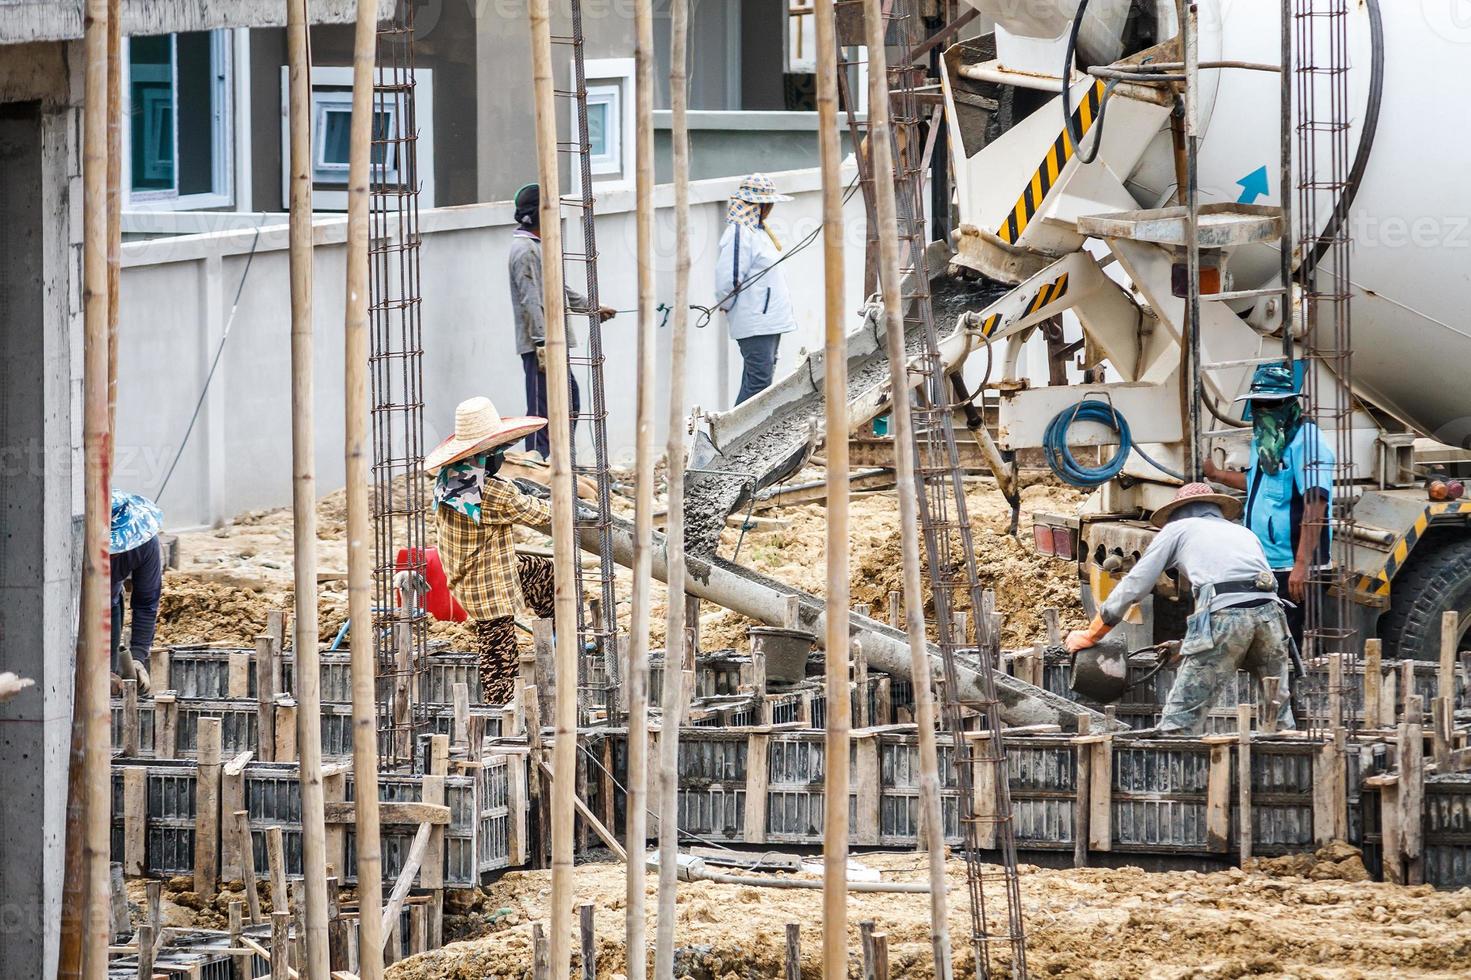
left=1204, top=361, right=1335, bottom=648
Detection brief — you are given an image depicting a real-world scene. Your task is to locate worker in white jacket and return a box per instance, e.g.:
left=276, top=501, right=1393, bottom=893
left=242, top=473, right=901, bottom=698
left=715, top=173, right=798, bottom=404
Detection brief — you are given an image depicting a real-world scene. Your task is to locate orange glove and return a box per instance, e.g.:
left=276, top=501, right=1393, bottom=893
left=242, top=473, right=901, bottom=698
left=1065, top=615, right=1111, bottom=654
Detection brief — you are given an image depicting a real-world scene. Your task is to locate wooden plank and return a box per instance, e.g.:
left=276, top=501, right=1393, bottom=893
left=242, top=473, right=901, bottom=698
left=785, top=923, right=801, bottom=980
left=507, top=751, right=529, bottom=866
left=221, top=763, right=245, bottom=883
left=228, top=901, right=249, bottom=980
left=579, top=902, right=596, bottom=980
left=234, top=810, right=262, bottom=923
left=1433, top=697, right=1453, bottom=772
left=873, top=932, right=890, bottom=980
left=122, top=766, right=147, bottom=875
left=970, top=732, right=998, bottom=850
left=274, top=698, right=298, bottom=763
left=323, top=769, right=347, bottom=883
left=1379, top=776, right=1404, bottom=885
left=121, top=679, right=140, bottom=757
left=267, top=826, right=289, bottom=913
left=1442, top=611, right=1460, bottom=705
left=109, top=862, right=128, bottom=939
left=1312, top=736, right=1341, bottom=845
left=1072, top=715, right=1091, bottom=866
left=419, top=774, right=446, bottom=891
left=860, top=920, right=877, bottom=980
left=378, top=821, right=433, bottom=946
left=452, top=682, right=470, bottom=748
left=322, top=801, right=451, bottom=826
left=1205, top=741, right=1231, bottom=853
left=409, top=903, right=428, bottom=955
left=155, top=691, right=178, bottom=760
left=228, top=650, right=251, bottom=699
left=1236, top=705, right=1252, bottom=863
left=135, top=922, right=154, bottom=980
left=195, top=717, right=223, bottom=896
left=1400, top=706, right=1425, bottom=885
left=271, top=910, right=292, bottom=980
left=537, top=758, right=627, bottom=862
left=744, top=733, right=770, bottom=844
left=532, top=618, right=555, bottom=730
left=1363, top=638, right=1383, bottom=729
left=1087, top=735, right=1113, bottom=852
left=532, top=921, right=550, bottom=980
left=256, top=635, right=276, bottom=763
left=854, top=734, right=881, bottom=845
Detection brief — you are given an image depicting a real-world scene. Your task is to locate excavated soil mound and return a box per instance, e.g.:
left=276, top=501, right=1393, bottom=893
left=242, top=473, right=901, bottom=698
left=387, top=853, right=1471, bottom=980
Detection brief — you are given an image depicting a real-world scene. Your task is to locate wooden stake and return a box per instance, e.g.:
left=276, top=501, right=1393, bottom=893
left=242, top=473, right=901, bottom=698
left=653, top=0, right=692, bottom=968
left=528, top=0, right=584, bottom=972
left=1236, top=704, right=1252, bottom=862
left=1400, top=705, right=1425, bottom=884
left=343, top=0, right=384, bottom=974
left=532, top=922, right=550, bottom=980
left=272, top=910, right=292, bottom=979
left=1073, top=714, right=1091, bottom=867
left=873, top=932, right=890, bottom=980
left=579, top=902, right=596, bottom=980
left=284, top=2, right=331, bottom=971
left=235, top=811, right=262, bottom=923
left=815, top=3, right=852, bottom=977
left=1363, top=638, right=1383, bottom=729
left=135, top=923, right=154, bottom=980
left=1441, top=611, right=1460, bottom=706
left=109, top=862, right=127, bottom=939
left=257, top=635, right=277, bottom=763
left=229, top=902, right=249, bottom=980
left=863, top=0, right=952, bottom=973
left=267, top=826, right=290, bottom=913
left=785, top=923, right=801, bottom=980
left=196, top=718, right=223, bottom=897
left=860, top=919, right=877, bottom=980
left=122, top=679, right=139, bottom=757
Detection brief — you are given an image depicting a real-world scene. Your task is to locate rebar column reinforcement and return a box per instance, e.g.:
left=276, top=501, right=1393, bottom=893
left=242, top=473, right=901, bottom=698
left=843, top=0, right=1029, bottom=974
left=369, top=0, right=431, bottom=765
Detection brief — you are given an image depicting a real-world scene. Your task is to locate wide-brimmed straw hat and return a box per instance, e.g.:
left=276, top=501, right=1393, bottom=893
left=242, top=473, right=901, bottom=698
left=424, top=397, right=546, bottom=474
left=1150, top=481, right=1244, bottom=528
left=733, top=173, right=793, bottom=204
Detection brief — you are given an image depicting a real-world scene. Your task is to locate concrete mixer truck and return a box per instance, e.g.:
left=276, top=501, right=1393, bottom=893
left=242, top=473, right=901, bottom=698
left=930, top=0, right=1471, bottom=661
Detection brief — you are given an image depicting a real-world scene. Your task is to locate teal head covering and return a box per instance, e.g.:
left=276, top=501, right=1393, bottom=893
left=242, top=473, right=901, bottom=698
left=110, top=491, right=163, bottom=554
left=1236, top=362, right=1305, bottom=475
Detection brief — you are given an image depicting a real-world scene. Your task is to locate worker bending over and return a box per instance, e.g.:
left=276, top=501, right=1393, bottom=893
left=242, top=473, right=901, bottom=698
left=428, top=397, right=556, bottom=704
left=111, top=490, right=164, bottom=693
left=1066, top=483, right=1295, bottom=735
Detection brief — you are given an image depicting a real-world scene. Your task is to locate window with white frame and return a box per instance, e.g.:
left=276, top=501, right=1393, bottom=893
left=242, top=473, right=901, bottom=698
left=572, top=59, right=634, bottom=194
left=282, top=66, right=434, bottom=210
left=125, top=30, right=234, bottom=208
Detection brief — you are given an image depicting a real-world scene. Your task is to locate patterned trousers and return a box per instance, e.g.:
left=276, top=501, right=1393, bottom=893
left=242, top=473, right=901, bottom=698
left=469, top=554, right=557, bottom=705
left=1160, top=603, right=1296, bottom=735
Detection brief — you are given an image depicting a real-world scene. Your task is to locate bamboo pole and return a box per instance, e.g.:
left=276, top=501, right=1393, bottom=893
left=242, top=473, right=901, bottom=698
left=816, top=1, right=852, bottom=976
left=73, top=0, right=115, bottom=975
left=652, top=0, right=691, bottom=972
left=528, top=1, right=583, bottom=975
left=105, top=0, right=121, bottom=452
left=343, top=0, right=385, bottom=976
left=286, top=1, right=331, bottom=975
left=863, top=0, right=954, bottom=974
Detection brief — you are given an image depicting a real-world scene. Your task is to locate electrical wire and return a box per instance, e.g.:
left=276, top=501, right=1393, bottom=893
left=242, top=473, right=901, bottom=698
left=154, top=221, right=267, bottom=502
left=1042, top=399, right=1187, bottom=487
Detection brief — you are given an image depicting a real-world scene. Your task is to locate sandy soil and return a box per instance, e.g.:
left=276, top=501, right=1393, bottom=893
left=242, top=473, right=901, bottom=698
left=154, top=464, right=1086, bottom=657
left=386, top=846, right=1471, bottom=979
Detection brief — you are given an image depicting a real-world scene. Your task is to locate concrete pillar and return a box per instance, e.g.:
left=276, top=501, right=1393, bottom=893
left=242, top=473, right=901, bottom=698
left=0, top=50, right=81, bottom=980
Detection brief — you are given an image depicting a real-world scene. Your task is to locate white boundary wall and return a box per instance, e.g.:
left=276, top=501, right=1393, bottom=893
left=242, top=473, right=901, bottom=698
left=116, top=166, right=867, bottom=528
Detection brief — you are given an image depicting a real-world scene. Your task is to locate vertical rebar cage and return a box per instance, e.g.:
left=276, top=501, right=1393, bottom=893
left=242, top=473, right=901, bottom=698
left=838, top=1, right=1029, bottom=974
left=369, top=0, right=431, bottom=766
left=551, top=5, right=621, bottom=722
left=1292, top=0, right=1358, bottom=734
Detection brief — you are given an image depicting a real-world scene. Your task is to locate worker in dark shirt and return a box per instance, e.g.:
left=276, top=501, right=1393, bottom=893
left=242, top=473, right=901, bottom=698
left=110, top=491, right=164, bottom=692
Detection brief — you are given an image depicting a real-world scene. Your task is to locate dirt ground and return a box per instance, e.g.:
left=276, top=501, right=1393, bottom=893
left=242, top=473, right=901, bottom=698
left=385, top=846, right=1471, bottom=980
left=155, top=464, right=1085, bottom=656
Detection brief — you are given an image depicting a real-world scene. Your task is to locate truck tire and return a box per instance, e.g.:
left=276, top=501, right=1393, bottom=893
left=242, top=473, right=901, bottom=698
left=1379, top=535, right=1471, bottom=661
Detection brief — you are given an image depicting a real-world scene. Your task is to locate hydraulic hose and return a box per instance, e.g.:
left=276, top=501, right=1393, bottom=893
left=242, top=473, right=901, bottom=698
left=1061, top=0, right=1118, bottom=166
left=1043, top=399, right=1187, bottom=487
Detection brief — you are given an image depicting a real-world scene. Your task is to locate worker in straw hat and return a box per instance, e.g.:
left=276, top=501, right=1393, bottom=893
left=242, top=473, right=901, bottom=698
left=1065, top=482, right=1295, bottom=735
left=715, top=173, right=798, bottom=405
left=427, top=396, right=557, bottom=703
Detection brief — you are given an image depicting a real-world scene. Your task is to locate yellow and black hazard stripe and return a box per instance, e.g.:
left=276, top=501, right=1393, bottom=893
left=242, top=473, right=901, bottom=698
left=997, top=80, right=1107, bottom=246
left=977, top=312, right=1002, bottom=337
left=1357, top=500, right=1471, bottom=598
left=1025, top=273, right=1070, bottom=316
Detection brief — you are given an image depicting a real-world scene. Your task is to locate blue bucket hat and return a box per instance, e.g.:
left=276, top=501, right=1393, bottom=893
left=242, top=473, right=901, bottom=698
left=1234, top=360, right=1303, bottom=403
left=110, top=491, right=163, bottom=555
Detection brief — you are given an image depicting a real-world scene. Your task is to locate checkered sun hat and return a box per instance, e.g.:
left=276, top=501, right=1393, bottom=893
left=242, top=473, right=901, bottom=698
left=733, top=173, right=793, bottom=204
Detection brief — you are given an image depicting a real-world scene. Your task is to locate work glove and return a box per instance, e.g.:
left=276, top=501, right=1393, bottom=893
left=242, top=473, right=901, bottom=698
left=534, top=343, right=547, bottom=371
left=1065, top=615, right=1111, bottom=654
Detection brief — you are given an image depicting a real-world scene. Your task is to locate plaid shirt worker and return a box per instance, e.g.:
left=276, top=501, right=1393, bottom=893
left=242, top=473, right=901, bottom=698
left=434, top=477, right=551, bottom=621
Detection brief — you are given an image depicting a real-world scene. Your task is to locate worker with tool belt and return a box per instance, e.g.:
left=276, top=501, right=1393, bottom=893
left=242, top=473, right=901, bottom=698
left=428, top=396, right=558, bottom=704
left=1066, top=483, right=1295, bottom=735
left=508, top=183, right=616, bottom=460
left=1204, top=360, right=1334, bottom=649
left=715, top=173, right=798, bottom=404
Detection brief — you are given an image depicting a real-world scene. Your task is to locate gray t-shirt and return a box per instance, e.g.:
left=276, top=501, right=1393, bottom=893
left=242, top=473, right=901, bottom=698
left=1099, top=508, right=1276, bottom=627
left=507, top=229, right=586, bottom=355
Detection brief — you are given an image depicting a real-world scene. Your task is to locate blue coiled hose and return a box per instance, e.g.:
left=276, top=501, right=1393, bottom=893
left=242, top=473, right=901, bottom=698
left=1043, top=400, right=1186, bottom=488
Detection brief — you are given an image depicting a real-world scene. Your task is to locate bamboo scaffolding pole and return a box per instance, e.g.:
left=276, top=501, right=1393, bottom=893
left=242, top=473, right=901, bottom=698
left=528, top=0, right=583, bottom=975
left=79, top=0, right=115, bottom=976
left=617, top=0, right=658, bottom=973
left=287, top=0, right=332, bottom=975
left=862, top=0, right=954, bottom=973
left=343, top=0, right=385, bottom=976
left=106, top=0, right=121, bottom=462
left=653, top=0, right=691, bottom=972
left=816, top=0, right=852, bottom=976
